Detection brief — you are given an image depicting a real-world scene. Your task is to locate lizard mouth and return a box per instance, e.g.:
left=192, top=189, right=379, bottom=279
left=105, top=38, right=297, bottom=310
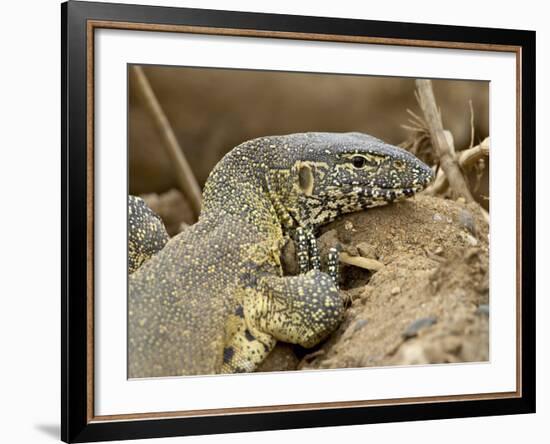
left=365, top=173, right=434, bottom=198
left=360, top=183, right=428, bottom=200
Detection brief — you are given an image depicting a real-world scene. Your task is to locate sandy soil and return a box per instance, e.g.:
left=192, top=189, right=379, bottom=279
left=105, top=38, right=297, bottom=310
left=261, top=194, right=489, bottom=372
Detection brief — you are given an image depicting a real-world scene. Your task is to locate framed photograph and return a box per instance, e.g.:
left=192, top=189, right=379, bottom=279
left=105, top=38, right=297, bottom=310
left=61, top=1, right=535, bottom=442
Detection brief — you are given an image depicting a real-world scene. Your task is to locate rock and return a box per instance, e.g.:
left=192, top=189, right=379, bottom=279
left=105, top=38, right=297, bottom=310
left=391, top=286, right=401, bottom=295
left=141, top=189, right=195, bottom=236
left=476, top=304, right=490, bottom=316
left=392, top=315, right=488, bottom=365
left=402, top=316, right=438, bottom=339
left=256, top=343, right=299, bottom=373
left=353, top=319, right=369, bottom=333
left=458, top=209, right=477, bottom=235
left=344, top=220, right=356, bottom=232
left=356, top=242, right=377, bottom=259
left=318, top=229, right=340, bottom=253
left=465, top=233, right=479, bottom=246
left=392, top=342, right=430, bottom=365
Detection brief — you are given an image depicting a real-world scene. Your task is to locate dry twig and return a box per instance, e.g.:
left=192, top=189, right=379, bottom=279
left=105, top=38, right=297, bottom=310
left=133, top=65, right=203, bottom=220
left=424, top=137, right=490, bottom=196
left=340, top=252, right=384, bottom=271
left=468, top=99, right=475, bottom=149
left=415, top=79, right=475, bottom=202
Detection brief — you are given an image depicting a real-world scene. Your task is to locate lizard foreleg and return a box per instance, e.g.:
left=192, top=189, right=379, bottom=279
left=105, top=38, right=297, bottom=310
left=222, top=270, right=344, bottom=373
left=249, top=270, right=344, bottom=349
left=221, top=320, right=277, bottom=374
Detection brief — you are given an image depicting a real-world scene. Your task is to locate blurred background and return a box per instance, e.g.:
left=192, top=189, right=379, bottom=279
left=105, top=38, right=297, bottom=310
left=128, top=65, right=489, bottom=232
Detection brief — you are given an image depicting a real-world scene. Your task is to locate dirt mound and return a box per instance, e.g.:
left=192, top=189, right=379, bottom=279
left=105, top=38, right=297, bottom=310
left=262, top=195, right=489, bottom=372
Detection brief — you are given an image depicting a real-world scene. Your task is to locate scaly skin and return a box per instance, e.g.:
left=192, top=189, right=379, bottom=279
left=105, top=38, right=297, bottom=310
left=128, top=196, right=169, bottom=274
left=128, top=132, right=433, bottom=377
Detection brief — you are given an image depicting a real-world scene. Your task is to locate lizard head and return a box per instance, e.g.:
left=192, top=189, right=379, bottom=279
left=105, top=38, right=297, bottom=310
left=280, top=132, right=434, bottom=227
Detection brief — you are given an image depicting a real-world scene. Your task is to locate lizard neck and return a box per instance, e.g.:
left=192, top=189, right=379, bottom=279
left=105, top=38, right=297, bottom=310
left=201, top=137, right=314, bottom=238
left=200, top=155, right=285, bottom=241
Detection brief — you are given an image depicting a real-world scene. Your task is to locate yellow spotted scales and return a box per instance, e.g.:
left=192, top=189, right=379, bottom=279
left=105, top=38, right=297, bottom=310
left=128, top=132, right=433, bottom=377
left=128, top=196, right=170, bottom=274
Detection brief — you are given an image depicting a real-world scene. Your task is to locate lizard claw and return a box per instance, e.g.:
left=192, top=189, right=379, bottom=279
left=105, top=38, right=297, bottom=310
left=295, top=227, right=322, bottom=273
left=306, top=230, right=321, bottom=271
left=327, top=247, right=340, bottom=289
left=295, top=227, right=340, bottom=288
left=295, top=227, right=310, bottom=274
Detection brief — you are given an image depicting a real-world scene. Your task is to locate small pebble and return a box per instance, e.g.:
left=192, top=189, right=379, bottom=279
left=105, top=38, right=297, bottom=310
left=433, top=213, right=443, bottom=222
left=344, top=221, right=356, bottom=232
left=476, top=304, right=490, bottom=316
left=357, top=242, right=376, bottom=258
left=434, top=246, right=444, bottom=255
left=353, top=319, right=369, bottom=333
left=458, top=209, right=477, bottom=235
left=403, top=316, right=438, bottom=339
left=391, top=286, right=401, bottom=295
left=465, top=248, right=480, bottom=263
left=465, top=233, right=479, bottom=246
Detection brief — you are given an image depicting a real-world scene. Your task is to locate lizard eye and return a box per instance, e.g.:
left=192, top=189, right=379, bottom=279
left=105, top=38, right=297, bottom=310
left=351, top=156, right=367, bottom=169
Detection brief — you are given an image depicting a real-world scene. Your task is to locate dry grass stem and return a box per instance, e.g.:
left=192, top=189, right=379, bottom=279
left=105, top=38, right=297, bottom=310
left=468, top=99, right=475, bottom=149
left=133, top=65, right=203, bottom=220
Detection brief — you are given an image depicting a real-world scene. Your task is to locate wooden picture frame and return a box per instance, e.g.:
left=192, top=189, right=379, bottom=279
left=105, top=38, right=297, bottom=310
left=61, top=1, right=535, bottom=442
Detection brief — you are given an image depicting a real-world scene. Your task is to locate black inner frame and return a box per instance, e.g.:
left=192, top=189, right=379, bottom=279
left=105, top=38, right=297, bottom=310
left=61, top=1, right=536, bottom=442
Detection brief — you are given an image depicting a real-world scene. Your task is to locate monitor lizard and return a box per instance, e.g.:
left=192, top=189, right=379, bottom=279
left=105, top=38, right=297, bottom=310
left=128, top=132, right=433, bottom=377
